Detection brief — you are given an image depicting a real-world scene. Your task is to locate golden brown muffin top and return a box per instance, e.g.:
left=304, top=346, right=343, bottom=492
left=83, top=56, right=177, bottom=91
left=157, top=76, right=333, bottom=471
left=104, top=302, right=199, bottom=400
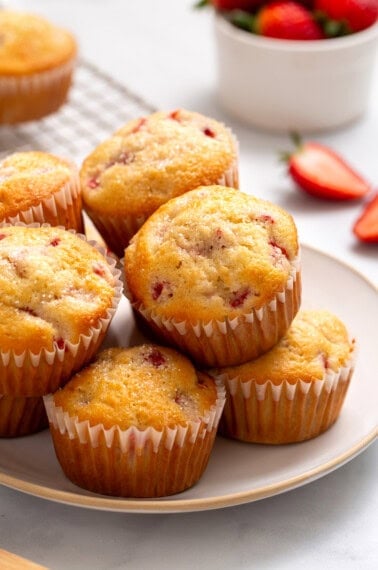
left=125, top=186, right=299, bottom=321
left=0, top=225, right=117, bottom=354
left=0, top=11, right=77, bottom=75
left=80, top=109, right=238, bottom=218
left=52, top=345, right=218, bottom=430
left=0, top=151, right=77, bottom=221
left=214, top=310, right=354, bottom=385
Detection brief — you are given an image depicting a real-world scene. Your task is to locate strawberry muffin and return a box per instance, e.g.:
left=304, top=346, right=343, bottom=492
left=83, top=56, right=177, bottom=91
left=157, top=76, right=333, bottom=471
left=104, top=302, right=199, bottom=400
left=0, top=10, right=77, bottom=124
left=0, top=224, right=122, bottom=397
left=211, top=310, right=356, bottom=444
left=0, top=151, right=83, bottom=232
left=124, top=185, right=301, bottom=367
left=80, top=109, right=239, bottom=256
left=44, top=344, right=225, bottom=498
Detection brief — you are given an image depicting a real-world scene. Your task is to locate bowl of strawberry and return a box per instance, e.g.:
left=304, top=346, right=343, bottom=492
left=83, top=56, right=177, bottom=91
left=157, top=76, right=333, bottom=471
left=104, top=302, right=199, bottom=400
left=199, top=1, right=378, bottom=132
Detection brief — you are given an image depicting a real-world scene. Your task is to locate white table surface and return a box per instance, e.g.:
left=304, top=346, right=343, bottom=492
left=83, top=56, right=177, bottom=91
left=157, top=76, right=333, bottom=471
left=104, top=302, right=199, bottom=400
left=1, top=1, right=377, bottom=569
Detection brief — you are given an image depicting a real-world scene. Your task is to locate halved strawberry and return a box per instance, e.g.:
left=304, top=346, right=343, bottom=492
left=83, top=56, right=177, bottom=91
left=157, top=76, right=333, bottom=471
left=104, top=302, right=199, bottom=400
left=353, top=193, right=378, bottom=243
left=256, top=1, right=324, bottom=39
left=284, top=136, right=371, bottom=200
left=315, top=0, right=378, bottom=33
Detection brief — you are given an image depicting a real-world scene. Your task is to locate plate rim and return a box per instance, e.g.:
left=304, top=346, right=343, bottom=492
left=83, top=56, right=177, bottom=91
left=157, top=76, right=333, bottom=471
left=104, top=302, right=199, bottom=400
left=0, top=427, right=376, bottom=514
left=0, top=243, right=377, bottom=513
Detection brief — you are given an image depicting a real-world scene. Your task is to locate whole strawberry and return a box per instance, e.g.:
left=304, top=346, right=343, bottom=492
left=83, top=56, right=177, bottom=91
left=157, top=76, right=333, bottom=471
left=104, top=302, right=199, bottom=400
left=315, top=0, right=378, bottom=32
left=256, top=1, right=324, bottom=39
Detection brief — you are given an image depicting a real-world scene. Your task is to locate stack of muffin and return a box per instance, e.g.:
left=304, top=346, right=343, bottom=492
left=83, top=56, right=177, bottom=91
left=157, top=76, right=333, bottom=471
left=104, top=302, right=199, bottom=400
left=0, top=10, right=356, bottom=498
left=43, top=107, right=354, bottom=498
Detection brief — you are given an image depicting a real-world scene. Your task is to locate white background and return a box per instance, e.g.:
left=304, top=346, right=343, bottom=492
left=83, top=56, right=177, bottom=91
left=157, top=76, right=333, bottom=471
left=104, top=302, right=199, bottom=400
left=0, top=1, right=377, bottom=568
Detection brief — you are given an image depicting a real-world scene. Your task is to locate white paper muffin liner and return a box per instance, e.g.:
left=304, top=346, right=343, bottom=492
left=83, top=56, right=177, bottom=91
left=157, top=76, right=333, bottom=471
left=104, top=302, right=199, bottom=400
left=125, top=255, right=301, bottom=368
left=0, top=223, right=123, bottom=397
left=43, top=380, right=226, bottom=497
left=0, top=393, right=47, bottom=437
left=0, top=59, right=76, bottom=124
left=84, top=135, right=239, bottom=259
left=211, top=348, right=356, bottom=444
left=3, top=161, right=83, bottom=232
left=84, top=207, right=149, bottom=259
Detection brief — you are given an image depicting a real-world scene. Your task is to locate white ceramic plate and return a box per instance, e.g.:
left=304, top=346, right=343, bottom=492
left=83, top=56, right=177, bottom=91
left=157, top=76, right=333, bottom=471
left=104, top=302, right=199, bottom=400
left=0, top=245, right=376, bottom=513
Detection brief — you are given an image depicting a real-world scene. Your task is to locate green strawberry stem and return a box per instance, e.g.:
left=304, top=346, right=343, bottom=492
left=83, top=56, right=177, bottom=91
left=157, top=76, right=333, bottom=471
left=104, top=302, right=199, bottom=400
left=314, top=10, right=351, bottom=37
left=323, top=19, right=350, bottom=37
left=280, top=132, right=303, bottom=163
left=194, top=0, right=209, bottom=8
left=229, top=9, right=256, bottom=32
left=290, top=131, right=302, bottom=149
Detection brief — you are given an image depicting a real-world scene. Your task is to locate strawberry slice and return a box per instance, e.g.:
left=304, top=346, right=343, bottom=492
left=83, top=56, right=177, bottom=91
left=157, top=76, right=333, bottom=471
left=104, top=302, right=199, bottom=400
left=285, top=136, right=371, bottom=200
left=353, top=193, right=378, bottom=243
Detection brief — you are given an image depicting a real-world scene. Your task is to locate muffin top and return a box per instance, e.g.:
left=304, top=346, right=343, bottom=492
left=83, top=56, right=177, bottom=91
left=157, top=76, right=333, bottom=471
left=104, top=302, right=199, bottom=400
left=125, top=186, right=299, bottom=321
left=80, top=109, right=238, bottom=218
left=0, top=11, right=77, bottom=75
left=52, top=345, right=218, bottom=430
left=0, top=225, right=117, bottom=354
left=214, top=310, right=354, bottom=385
left=0, top=151, right=77, bottom=221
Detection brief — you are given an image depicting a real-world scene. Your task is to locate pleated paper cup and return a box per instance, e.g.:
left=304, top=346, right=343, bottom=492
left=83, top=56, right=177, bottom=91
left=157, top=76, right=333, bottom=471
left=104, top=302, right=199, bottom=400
left=127, top=256, right=301, bottom=368
left=4, top=161, right=84, bottom=233
left=0, top=394, right=48, bottom=437
left=85, top=152, right=239, bottom=259
left=44, top=382, right=225, bottom=498
left=211, top=351, right=356, bottom=444
left=83, top=208, right=149, bottom=259
left=0, top=225, right=123, bottom=397
left=0, top=59, right=76, bottom=124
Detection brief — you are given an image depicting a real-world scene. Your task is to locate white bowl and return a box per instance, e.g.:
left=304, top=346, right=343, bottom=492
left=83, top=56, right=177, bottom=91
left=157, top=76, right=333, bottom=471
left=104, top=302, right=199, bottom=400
left=214, top=13, right=378, bottom=132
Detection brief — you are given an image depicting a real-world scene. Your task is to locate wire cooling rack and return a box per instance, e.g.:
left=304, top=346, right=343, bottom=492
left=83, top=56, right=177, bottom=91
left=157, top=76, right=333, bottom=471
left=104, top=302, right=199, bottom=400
left=0, top=59, right=156, bottom=164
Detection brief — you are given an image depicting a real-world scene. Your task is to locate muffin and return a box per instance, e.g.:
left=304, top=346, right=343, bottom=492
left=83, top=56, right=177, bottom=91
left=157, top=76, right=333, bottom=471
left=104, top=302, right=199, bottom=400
left=80, top=109, right=239, bottom=256
left=210, top=310, right=356, bottom=444
left=0, top=10, right=77, bottom=124
left=0, top=224, right=122, bottom=397
left=0, top=151, right=83, bottom=232
left=124, top=185, right=301, bottom=367
left=0, top=395, right=47, bottom=437
left=44, top=344, right=225, bottom=498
